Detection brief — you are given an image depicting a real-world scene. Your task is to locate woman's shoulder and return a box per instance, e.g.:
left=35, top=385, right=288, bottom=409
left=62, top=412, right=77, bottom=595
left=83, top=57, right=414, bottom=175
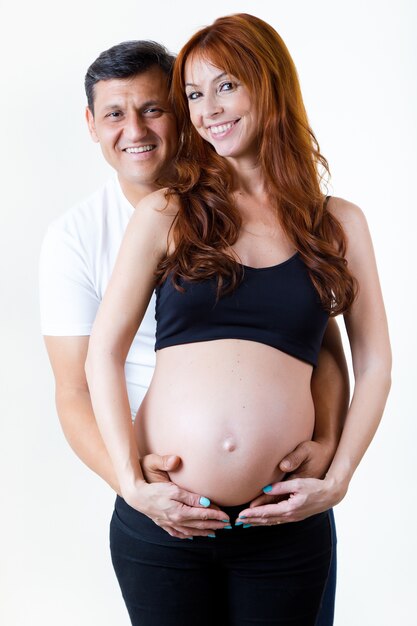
left=130, top=188, right=179, bottom=232
left=326, top=195, right=372, bottom=258
left=136, top=188, right=179, bottom=214
left=121, top=189, right=180, bottom=260
left=327, top=195, right=369, bottom=235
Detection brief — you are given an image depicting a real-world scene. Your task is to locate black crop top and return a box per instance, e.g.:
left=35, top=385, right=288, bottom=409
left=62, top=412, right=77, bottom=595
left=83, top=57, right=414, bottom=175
left=154, top=252, right=329, bottom=367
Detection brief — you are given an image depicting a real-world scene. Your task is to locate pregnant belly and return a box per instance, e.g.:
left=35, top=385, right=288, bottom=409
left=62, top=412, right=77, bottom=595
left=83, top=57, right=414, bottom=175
left=134, top=340, right=315, bottom=506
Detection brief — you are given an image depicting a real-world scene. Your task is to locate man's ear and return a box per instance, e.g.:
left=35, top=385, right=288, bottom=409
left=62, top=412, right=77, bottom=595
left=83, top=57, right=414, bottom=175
left=86, top=107, right=99, bottom=143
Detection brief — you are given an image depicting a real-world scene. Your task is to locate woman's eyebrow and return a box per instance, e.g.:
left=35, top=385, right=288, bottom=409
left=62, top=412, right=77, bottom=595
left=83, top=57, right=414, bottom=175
left=185, top=72, right=227, bottom=87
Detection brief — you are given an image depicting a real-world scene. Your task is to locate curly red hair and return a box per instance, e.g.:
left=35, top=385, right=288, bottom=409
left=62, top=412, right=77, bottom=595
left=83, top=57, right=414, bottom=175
left=157, top=13, right=357, bottom=314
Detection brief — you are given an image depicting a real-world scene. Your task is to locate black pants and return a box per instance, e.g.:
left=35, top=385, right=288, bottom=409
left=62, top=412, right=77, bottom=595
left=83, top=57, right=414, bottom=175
left=110, top=497, right=332, bottom=626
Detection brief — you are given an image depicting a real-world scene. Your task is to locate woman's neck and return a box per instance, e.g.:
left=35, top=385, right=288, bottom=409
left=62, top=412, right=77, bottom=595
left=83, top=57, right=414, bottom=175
left=226, top=156, right=265, bottom=197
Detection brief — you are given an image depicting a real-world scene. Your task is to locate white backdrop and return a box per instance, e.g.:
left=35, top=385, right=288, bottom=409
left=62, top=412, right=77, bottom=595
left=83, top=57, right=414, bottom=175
left=1, top=0, right=416, bottom=624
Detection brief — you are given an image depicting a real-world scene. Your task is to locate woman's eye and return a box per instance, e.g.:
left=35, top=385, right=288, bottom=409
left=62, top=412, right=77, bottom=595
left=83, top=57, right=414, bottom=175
left=186, top=91, right=201, bottom=101
left=219, top=81, right=234, bottom=92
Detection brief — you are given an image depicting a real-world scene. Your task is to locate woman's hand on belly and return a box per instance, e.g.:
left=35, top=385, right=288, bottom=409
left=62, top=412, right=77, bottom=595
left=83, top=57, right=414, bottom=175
left=247, top=438, right=337, bottom=510
left=123, top=478, right=232, bottom=539
left=233, top=439, right=343, bottom=525
left=234, top=475, right=348, bottom=526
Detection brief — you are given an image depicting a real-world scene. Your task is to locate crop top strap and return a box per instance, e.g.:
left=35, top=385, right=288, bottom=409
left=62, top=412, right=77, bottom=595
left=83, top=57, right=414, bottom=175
left=324, top=195, right=332, bottom=210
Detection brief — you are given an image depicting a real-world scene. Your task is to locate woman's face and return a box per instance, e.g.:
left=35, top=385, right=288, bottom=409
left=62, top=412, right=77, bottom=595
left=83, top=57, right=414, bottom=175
left=184, top=55, right=259, bottom=162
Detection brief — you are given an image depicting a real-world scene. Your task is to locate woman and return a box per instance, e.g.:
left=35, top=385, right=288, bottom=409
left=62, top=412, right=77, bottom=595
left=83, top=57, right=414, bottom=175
left=86, top=13, right=391, bottom=625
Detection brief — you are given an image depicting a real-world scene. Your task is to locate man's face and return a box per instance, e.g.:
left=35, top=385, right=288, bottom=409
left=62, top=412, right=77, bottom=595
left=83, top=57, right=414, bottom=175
left=86, top=67, right=177, bottom=197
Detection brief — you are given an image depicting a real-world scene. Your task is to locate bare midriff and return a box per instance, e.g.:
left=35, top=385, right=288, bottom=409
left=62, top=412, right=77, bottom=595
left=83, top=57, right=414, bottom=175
left=134, top=339, right=314, bottom=506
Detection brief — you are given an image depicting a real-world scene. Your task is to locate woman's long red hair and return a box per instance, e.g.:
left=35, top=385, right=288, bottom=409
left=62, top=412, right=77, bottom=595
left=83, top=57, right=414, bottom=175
left=157, top=13, right=357, bottom=314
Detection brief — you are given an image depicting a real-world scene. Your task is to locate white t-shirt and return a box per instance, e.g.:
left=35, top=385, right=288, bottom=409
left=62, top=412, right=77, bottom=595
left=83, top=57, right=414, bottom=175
left=39, top=175, right=156, bottom=416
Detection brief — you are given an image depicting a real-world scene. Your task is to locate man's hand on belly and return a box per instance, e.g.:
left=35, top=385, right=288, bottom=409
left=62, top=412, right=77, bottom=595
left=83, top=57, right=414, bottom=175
left=140, top=453, right=182, bottom=483
left=279, top=439, right=335, bottom=480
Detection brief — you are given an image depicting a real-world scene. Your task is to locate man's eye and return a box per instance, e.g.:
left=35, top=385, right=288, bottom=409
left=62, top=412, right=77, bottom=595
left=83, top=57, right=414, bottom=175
left=144, top=108, right=162, bottom=115
left=106, top=111, right=122, bottom=118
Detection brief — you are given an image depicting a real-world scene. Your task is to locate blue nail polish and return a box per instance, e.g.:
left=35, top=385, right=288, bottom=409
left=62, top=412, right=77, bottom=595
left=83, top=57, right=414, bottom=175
left=239, top=515, right=246, bottom=519
left=199, top=496, right=211, bottom=507
left=235, top=520, right=243, bottom=526
left=243, top=524, right=252, bottom=528
left=263, top=484, right=273, bottom=493
left=208, top=533, right=216, bottom=538
left=186, top=537, right=193, bottom=540
left=224, top=525, right=232, bottom=529
left=222, top=519, right=229, bottom=523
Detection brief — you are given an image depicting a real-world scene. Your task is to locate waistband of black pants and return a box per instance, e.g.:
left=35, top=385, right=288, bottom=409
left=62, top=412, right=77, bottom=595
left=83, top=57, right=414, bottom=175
left=112, top=495, right=329, bottom=547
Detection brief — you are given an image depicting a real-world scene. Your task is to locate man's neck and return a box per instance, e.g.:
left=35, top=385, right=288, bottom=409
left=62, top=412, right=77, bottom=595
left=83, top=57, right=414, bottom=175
left=118, top=175, right=160, bottom=208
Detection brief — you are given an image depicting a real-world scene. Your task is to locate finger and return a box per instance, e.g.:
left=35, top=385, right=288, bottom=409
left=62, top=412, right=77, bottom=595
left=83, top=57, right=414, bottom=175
left=172, top=490, right=230, bottom=522
left=140, top=454, right=182, bottom=484
left=238, top=518, right=287, bottom=527
left=261, top=479, right=301, bottom=497
left=160, top=525, right=193, bottom=540
left=174, top=518, right=231, bottom=531
left=172, top=524, right=223, bottom=538
left=141, top=453, right=181, bottom=473
left=249, top=494, right=277, bottom=507
left=279, top=443, right=309, bottom=473
left=237, top=501, right=293, bottom=521
left=174, top=504, right=231, bottom=525
left=161, top=454, right=182, bottom=472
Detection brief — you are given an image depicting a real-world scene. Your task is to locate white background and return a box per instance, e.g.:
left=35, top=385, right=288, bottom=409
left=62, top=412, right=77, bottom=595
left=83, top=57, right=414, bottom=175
left=1, top=0, right=416, bottom=624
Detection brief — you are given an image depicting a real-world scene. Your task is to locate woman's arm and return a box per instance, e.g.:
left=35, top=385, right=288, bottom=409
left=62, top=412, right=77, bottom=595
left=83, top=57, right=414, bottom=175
left=85, top=190, right=230, bottom=537
left=323, top=197, right=391, bottom=491
left=237, top=197, right=391, bottom=523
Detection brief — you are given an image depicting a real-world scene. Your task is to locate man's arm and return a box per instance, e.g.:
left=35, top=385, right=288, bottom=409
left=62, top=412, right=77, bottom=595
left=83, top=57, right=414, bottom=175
left=250, top=317, right=349, bottom=510
left=278, top=318, right=350, bottom=478
left=311, top=318, right=350, bottom=452
left=45, top=334, right=183, bottom=492
left=44, top=335, right=121, bottom=492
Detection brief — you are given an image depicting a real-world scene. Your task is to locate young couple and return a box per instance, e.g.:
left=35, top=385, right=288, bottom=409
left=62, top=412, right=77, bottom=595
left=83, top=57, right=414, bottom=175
left=40, top=13, right=391, bottom=626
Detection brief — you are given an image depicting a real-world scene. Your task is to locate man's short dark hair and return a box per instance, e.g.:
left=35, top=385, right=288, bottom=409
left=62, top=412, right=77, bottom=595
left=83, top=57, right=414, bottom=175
left=85, top=40, right=175, bottom=113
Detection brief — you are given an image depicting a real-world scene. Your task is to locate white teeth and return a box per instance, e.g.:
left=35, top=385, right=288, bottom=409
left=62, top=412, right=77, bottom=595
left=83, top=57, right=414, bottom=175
left=210, top=122, right=235, bottom=134
left=125, top=145, right=155, bottom=153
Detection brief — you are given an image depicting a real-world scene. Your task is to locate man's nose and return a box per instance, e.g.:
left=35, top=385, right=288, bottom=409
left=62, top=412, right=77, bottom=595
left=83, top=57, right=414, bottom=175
left=124, top=113, right=148, bottom=141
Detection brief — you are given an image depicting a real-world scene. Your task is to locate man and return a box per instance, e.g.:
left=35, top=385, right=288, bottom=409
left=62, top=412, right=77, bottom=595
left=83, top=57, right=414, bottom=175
left=40, top=40, right=349, bottom=624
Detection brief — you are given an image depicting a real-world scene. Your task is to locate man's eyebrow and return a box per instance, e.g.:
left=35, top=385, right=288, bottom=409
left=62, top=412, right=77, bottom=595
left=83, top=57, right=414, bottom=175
left=101, top=100, right=164, bottom=111
left=185, top=72, right=227, bottom=87
left=101, top=103, right=123, bottom=112
left=139, top=100, right=165, bottom=108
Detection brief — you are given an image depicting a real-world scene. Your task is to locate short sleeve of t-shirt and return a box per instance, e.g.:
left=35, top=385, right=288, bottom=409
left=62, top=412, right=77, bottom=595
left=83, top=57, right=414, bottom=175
left=39, top=222, right=99, bottom=335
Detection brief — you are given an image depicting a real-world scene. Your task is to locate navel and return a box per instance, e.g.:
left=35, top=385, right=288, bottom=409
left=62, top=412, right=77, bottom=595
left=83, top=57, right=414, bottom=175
left=222, top=436, right=237, bottom=452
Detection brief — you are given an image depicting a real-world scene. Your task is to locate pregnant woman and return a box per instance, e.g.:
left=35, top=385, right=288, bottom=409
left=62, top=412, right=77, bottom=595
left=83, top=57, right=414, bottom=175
left=86, top=13, right=391, bottom=625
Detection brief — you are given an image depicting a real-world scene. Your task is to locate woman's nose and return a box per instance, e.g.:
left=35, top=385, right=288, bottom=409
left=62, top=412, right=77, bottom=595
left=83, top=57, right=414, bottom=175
left=203, top=94, right=224, bottom=120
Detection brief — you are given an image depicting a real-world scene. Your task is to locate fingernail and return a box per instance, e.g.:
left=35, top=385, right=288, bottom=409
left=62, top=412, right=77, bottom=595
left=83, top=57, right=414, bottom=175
left=221, top=519, right=229, bottom=523
left=281, top=461, right=290, bottom=470
left=186, top=537, right=193, bottom=540
left=263, top=485, right=273, bottom=493
left=235, top=520, right=243, bottom=526
left=199, top=496, right=211, bottom=507
left=243, top=524, right=252, bottom=528
left=208, top=533, right=216, bottom=538
left=223, top=525, right=232, bottom=529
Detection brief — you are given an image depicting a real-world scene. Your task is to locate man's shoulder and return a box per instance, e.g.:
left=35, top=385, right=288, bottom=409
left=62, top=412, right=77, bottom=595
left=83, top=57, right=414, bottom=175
left=46, top=177, right=130, bottom=242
